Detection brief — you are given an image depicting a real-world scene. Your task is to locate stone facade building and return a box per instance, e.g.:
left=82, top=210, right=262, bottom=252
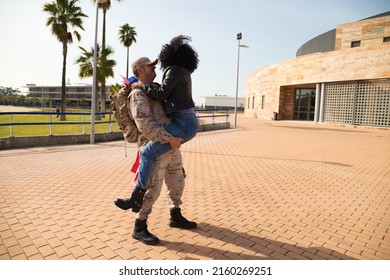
left=245, top=12, right=390, bottom=127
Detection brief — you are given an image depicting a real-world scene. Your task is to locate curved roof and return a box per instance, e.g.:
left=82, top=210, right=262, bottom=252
left=296, top=11, right=390, bottom=57
left=296, top=29, right=336, bottom=57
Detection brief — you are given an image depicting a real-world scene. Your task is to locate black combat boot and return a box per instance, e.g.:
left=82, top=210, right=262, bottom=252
left=114, top=187, right=146, bottom=212
left=132, top=219, right=160, bottom=245
left=169, top=208, right=197, bottom=229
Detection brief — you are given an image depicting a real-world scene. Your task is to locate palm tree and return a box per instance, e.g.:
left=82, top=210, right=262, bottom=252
left=109, top=83, right=122, bottom=97
left=118, top=24, right=137, bottom=78
left=75, top=44, right=117, bottom=120
left=43, top=0, right=87, bottom=121
left=93, top=0, right=123, bottom=114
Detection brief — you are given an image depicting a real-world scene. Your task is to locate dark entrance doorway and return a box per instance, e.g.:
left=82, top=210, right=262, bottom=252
left=294, top=89, right=315, bottom=121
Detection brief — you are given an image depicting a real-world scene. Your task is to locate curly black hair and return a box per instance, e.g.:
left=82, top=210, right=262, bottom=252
left=158, top=35, right=199, bottom=73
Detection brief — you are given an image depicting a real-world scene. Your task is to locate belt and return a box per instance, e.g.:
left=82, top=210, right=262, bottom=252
left=176, top=107, right=195, bottom=113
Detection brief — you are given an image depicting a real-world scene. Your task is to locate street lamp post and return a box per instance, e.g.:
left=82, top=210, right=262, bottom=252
left=234, top=32, right=248, bottom=128
left=91, top=0, right=108, bottom=144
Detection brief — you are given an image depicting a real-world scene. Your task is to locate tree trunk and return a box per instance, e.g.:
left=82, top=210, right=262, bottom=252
left=95, top=84, right=101, bottom=121
left=126, top=46, right=129, bottom=78
left=60, top=41, right=67, bottom=121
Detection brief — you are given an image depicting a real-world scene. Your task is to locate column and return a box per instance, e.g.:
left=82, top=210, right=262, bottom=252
left=319, top=83, right=326, bottom=123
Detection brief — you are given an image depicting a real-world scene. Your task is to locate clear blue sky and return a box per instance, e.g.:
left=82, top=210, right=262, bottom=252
left=0, top=0, right=389, bottom=106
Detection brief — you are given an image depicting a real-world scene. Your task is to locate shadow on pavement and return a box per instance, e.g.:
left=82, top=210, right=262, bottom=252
left=161, top=222, right=356, bottom=260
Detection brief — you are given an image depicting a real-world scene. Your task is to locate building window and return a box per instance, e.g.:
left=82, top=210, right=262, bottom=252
left=247, top=97, right=250, bottom=109
left=261, top=95, right=265, bottom=109
left=351, top=41, right=361, bottom=48
left=384, top=37, right=390, bottom=43
left=252, top=96, right=255, bottom=109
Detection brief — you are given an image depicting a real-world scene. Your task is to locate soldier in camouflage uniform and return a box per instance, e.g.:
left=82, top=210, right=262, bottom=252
left=114, top=57, right=197, bottom=245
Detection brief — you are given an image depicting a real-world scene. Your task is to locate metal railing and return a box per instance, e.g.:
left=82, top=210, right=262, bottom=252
left=0, top=112, right=112, bottom=137
left=0, top=109, right=230, bottom=138
left=195, top=109, right=230, bottom=124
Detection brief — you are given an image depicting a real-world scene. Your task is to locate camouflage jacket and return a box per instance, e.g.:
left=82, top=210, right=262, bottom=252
left=127, top=87, right=172, bottom=147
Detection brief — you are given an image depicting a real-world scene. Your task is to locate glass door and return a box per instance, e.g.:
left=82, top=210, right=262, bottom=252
left=294, top=89, right=315, bottom=121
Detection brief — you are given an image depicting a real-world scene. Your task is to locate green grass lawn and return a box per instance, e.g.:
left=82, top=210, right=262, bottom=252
left=0, top=111, right=121, bottom=138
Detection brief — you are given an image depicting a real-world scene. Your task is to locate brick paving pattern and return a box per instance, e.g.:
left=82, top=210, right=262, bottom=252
left=1, top=117, right=389, bottom=260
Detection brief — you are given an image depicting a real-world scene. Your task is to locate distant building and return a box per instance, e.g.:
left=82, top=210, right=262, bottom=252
left=201, top=95, right=245, bottom=111
left=245, top=12, right=390, bottom=127
left=22, top=84, right=111, bottom=108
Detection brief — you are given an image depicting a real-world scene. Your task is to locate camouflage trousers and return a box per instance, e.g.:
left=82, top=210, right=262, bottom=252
left=136, top=148, right=185, bottom=220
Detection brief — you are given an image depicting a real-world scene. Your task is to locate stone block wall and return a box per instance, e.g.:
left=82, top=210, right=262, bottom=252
left=245, top=15, right=390, bottom=121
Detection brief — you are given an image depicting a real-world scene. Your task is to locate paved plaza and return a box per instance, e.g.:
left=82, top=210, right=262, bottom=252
left=0, top=117, right=389, bottom=260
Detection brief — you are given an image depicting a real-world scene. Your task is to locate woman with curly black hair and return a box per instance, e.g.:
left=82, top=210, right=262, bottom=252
left=134, top=35, right=200, bottom=193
